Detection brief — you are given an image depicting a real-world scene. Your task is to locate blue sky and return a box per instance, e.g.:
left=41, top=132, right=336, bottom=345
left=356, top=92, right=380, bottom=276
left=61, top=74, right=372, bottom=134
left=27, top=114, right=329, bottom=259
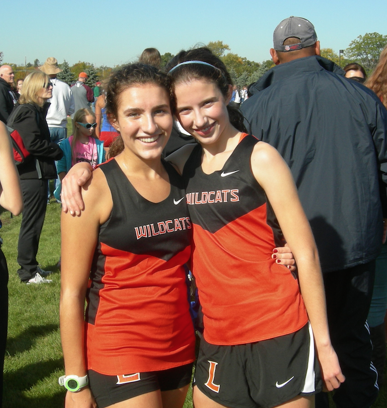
left=1, top=0, right=385, bottom=68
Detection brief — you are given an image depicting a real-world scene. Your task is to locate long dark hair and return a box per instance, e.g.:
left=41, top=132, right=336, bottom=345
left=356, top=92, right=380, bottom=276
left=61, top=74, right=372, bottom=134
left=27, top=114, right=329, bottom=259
left=105, top=63, right=172, bottom=157
left=166, top=47, right=247, bottom=133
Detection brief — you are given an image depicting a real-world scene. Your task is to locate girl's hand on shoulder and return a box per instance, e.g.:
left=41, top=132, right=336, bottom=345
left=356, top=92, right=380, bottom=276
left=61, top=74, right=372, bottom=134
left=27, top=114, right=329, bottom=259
left=65, top=388, right=96, bottom=408
left=316, top=344, right=345, bottom=392
left=61, top=163, right=93, bottom=216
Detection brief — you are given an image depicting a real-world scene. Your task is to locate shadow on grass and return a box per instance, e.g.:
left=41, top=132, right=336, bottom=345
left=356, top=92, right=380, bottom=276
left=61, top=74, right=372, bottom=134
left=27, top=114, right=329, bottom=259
left=6, top=324, right=58, bottom=356
left=4, top=358, right=65, bottom=408
left=41, top=263, right=61, bottom=274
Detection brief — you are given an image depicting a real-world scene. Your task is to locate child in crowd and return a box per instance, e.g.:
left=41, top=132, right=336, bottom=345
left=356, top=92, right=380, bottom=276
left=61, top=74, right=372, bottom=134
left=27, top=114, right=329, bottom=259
left=54, top=108, right=105, bottom=202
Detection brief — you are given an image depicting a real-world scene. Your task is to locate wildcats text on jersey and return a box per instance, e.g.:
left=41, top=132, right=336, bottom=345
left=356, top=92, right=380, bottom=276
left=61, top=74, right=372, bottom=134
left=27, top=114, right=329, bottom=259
left=186, top=190, right=240, bottom=205
left=135, top=217, right=191, bottom=240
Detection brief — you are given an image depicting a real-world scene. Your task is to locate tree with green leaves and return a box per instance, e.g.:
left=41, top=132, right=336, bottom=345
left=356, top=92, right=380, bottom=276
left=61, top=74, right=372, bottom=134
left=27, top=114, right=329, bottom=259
left=160, top=52, right=174, bottom=69
left=345, top=32, right=387, bottom=73
left=228, top=68, right=238, bottom=85
left=206, top=41, right=230, bottom=58
left=96, top=66, right=112, bottom=81
left=57, top=60, right=74, bottom=85
left=320, top=48, right=340, bottom=65
left=34, top=59, right=40, bottom=68
left=235, top=71, right=250, bottom=88
left=222, top=53, right=244, bottom=76
left=85, top=65, right=99, bottom=87
left=248, top=61, right=274, bottom=85
left=71, top=62, right=94, bottom=79
left=0, top=52, right=3, bottom=64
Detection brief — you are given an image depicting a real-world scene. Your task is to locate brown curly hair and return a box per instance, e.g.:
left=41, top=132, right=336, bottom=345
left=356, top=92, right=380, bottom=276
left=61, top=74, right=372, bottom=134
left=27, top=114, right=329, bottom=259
left=365, top=44, right=387, bottom=108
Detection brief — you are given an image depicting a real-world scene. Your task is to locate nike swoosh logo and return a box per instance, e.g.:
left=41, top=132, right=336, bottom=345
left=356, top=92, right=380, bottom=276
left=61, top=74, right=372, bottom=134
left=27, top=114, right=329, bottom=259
left=275, top=376, right=294, bottom=388
left=220, top=170, right=239, bottom=177
left=174, top=197, right=185, bottom=205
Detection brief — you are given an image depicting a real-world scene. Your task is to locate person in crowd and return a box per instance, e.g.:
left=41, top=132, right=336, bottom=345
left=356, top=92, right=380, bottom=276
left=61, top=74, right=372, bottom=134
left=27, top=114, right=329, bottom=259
left=16, top=79, right=23, bottom=95
left=94, top=84, right=119, bottom=154
left=60, top=63, right=196, bottom=408
left=242, top=16, right=387, bottom=408
left=364, top=43, right=387, bottom=387
left=0, top=122, right=22, bottom=408
left=229, top=84, right=240, bottom=108
left=61, top=50, right=343, bottom=407
left=39, top=57, right=75, bottom=202
left=71, top=72, right=94, bottom=117
left=343, top=62, right=367, bottom=83
left=240, top=85, right=248, bottom=103
left=139, top=47, right=162, bottom=68
left=93, top=81, right=101, bottom=110
left=7, top=71, right=63, bottom=284
left=54, top=108, right=105, bottom=202
left=0, top=65, right=17, bottom=123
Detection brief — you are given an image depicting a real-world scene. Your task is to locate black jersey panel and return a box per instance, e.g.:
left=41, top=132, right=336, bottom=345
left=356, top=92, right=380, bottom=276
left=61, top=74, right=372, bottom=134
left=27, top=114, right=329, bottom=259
left=183, top=135, right=283, bottom=244
left=86, top=241, right=105, bottom=325
left=98, top=159, right=192, bottom=260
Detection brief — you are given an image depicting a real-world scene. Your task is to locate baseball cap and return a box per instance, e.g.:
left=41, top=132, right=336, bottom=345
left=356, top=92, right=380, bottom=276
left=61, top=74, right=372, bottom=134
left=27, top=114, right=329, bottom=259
left=273, top=16, right=317, bottom=52
left=79, top=72, right=88, bottom=78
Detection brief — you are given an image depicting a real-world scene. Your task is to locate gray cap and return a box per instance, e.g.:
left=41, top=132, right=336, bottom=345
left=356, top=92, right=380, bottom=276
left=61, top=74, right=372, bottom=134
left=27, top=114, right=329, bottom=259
left=273, top=16, right=317, bottom=52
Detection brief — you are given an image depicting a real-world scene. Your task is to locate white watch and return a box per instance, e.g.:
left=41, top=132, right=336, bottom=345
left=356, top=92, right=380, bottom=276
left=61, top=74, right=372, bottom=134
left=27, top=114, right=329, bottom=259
left=58, top=374, right=88, bottom=392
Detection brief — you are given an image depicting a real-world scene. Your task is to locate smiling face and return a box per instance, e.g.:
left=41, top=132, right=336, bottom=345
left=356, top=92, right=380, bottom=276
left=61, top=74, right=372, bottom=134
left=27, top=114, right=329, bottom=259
left=174, top=79, right=232, bottom=147
left=111, top=83, right=172, bottom=162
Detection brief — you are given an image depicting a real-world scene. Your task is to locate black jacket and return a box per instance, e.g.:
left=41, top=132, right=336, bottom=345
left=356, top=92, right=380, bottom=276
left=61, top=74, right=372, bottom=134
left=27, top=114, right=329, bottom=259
left=8, top=102, right=63, bottom=179
left=242, top=56, right=387, bottom=272
left=0, top=77, right=14, bottom=123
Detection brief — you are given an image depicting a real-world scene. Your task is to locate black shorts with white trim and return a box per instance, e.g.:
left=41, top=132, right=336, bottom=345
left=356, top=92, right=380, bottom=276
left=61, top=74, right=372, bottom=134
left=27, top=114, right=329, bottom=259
left=194, top=323, right=322, bottom=408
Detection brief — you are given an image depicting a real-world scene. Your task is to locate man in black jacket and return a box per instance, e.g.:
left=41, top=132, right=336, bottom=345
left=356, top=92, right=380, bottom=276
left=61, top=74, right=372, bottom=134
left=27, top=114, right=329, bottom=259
left=0, top=65, right=17, bottom=123
left=242, top=16, right=387, bottom=408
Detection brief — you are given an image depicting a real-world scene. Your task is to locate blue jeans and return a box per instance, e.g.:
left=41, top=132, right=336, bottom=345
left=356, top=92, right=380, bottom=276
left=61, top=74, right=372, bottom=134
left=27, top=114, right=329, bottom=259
left=48, top=127, right=67, bottom=199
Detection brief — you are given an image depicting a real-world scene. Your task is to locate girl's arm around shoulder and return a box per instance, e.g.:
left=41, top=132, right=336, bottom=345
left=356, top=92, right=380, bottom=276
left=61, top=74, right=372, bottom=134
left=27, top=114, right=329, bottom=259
left=62, top=167, right=112, bottom=231
left=61, top=162, right=94, bottom=215
left=250, top=142, right=345, bottom=391
left=0, top=122, right=22, bottom=215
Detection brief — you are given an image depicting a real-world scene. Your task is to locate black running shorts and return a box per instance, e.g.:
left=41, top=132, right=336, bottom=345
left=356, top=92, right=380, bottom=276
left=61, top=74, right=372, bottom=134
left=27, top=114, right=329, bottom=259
left=89, top=363, right=193, bottom=408
left=194, top=323, right=322, bottom=408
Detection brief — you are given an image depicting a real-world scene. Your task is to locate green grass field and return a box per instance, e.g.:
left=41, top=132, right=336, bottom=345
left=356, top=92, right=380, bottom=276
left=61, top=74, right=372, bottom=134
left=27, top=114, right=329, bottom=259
left=1, top=196, right=387, bottom=407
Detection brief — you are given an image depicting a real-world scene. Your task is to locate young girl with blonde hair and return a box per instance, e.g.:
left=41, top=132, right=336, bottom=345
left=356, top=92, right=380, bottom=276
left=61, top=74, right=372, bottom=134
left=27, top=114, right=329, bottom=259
left=54, top=108, right=105, bottom=201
